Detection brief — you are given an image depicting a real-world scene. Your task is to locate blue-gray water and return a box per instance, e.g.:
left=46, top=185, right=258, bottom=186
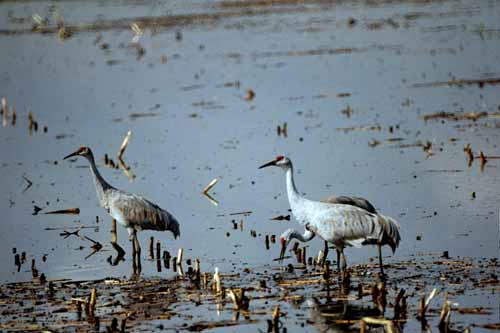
left=0, top=0, right=499, bottom=331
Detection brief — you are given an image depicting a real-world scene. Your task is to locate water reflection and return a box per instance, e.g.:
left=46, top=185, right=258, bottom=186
left=306, top=297, right=380, bottom=333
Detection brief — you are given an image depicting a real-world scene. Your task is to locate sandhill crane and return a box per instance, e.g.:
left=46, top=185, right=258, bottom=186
left=320, top=196, right=377, bottom=270
left=259, top=156, right=400, bottom=276
left=63, top=147, right=180, bottom=266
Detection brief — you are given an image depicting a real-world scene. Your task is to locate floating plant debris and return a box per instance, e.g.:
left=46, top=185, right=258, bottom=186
left=32, top=205, right=43, bottom=215
left=44, top=207, right=80, bottom=215
left=270, top=215, right=290, bottom=221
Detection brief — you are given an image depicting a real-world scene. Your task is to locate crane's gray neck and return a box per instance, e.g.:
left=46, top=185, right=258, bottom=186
left=286, top=163, right=301, bottom=207
left=290, top=228, right=315, bottom=243
left=86, top=153, right=113, bottom=203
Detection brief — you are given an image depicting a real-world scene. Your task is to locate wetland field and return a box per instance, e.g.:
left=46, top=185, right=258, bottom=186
left=0, top=0, right=499, bottom=332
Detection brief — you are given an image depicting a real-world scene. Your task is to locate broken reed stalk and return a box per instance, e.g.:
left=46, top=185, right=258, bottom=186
left=272, top=304, right=280, bottom=332
left=316, top=250, right=323, bottom=266
left=156, top=242, right=161, bottom=261
left=419, top=288, right=438, bottom=320
left=202, top=272, right=209, bottom=289
left=194, top=258, right=201, bottom=281
left=360, top=319, right=367, bottom=333
left=361, top=317, right=398, bottom=333
left=1, top=97, right=5, bottom=115
left=48, top=281, right=54, bottom=297
left=177, top=258, right=184, bottom=277
left=203, top=192, right=219, bottom=206
left=149, top=237, right=154, bottom=259
left=117, top=130, right=132, bottom=159
left=156, top=256, right=162, bottom=272
left=11, top=106, right=16, bottom=126
left=202, top=178, right=218, bottom=194
left=227, top=288, right=248, bottom=311
left=479, top=151, right=487, bottom=170
left=419, top=297, right=425, bottom=320
left=111, top=219, right=117, bottom=243
left=31, top=259, right=38, bottom=278
left=227, top=288, right=239, bottom=310
left=44, top=208, right=80, bottom=215
left=2, top=104, right=8, bottom=127
left=438, top=292, right=451, bottom=330
left=394, top=289, right=406, bottom=319
left=464, top=144, right=474, bottom=166
left=213, top=267, right=222, bottom=294
left=117, top=157, right=135, bottom=182
left=88, top=288, right=97, bottom=318
left=177, top=248, right=183, bottom=265
left=28, top=111, right=37, bottom=135
left=163, top=250, right=170, bottom=269
left=376, top=282, right=387, bottom=312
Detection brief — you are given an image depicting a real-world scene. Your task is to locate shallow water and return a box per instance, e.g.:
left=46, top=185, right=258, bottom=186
left=0, top=0, right=499, bottom=331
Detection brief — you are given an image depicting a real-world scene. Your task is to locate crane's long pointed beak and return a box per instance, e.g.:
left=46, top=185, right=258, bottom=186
left=279, top=241, right=287, bottom=262
left=258, top=160, right=277, bottom=169
left=63, top=151, right=79, bottom=160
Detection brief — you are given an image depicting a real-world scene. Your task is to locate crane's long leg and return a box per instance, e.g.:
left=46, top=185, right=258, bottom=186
left=336, top=249, right=341, bottom=273
left=128, top=228, right=138, bottom=275
left=340, top=248, right=347, bottom=272
left=378, top=244, right=385, bottom=277
left=321, top=240, right=329, bottom=266
left=134, top=233, right=142, bottom=271
left=128, top=229, right=136, bottom=255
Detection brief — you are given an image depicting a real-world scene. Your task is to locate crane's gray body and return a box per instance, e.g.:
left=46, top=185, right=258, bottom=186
left=108, top=192, right=180, bottom=236
left=291, top=193, right=399, bottom=251
left=74, top=147, right=180, bottom=239
left=278, top=157, right=400, bottom=252
left=321, top=195, right=377, bottom=215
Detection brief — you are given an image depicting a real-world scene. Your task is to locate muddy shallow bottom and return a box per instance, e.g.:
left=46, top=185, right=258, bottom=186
left=1, top=253, right=498, bottom=332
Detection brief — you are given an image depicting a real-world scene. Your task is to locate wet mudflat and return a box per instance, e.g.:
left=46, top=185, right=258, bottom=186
left=0, top=0, right=499, bottom=331
left=1, top=254, right=498, bottom=332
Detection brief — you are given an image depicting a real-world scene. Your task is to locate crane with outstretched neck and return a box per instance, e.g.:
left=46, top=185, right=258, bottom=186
left=64, top=147, right=180, bottom=266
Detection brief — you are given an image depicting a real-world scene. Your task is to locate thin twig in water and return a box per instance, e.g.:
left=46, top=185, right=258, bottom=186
left=118, top=156, right=135, bottom=182
left=22, top=175, right=33, bottom=193
left=202, top=178, right=218, bottom=194
left=203, top=192, right=219, bottom=206
left=44, top=208, right=80, bottom=215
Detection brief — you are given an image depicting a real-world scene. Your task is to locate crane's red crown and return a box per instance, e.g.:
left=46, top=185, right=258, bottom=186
left=276, top=155, right=284, bottom=161
left=280, top=237, right=286, bottom=245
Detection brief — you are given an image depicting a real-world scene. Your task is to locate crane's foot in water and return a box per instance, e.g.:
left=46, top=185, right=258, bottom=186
left=336, top=268, right=351, bottom=284
left=339, top=269, right=351, bottom=290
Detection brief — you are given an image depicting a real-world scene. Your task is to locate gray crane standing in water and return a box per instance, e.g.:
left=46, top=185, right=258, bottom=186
left=64, top=147, right=180, bottom=267
left=259, top=155, right=400, bottom=276
left=320, top=195, right=377, bottom=271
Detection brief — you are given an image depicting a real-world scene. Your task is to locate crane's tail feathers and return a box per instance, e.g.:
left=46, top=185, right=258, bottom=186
left=167, top=213, right=181, bottom=239
left=379, top=214, right=401, bottom=253
left=156, top=205, right=180, bottom=239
